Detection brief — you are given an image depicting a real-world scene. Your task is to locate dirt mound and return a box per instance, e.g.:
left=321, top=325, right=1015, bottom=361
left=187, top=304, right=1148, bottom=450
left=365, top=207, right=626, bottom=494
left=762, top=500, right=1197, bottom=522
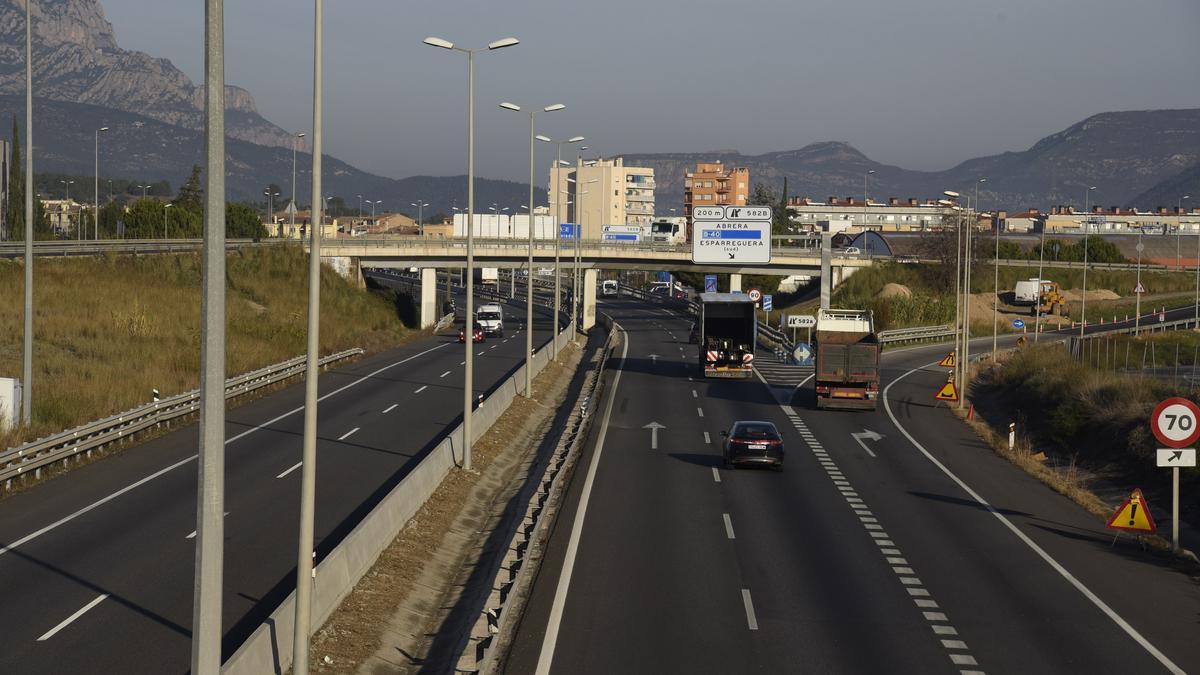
left=876, top=283, right=913, bottom=299
left=969, top=293, right=1071, bottom=328
left=1060, top=289, right=1121, bottom=302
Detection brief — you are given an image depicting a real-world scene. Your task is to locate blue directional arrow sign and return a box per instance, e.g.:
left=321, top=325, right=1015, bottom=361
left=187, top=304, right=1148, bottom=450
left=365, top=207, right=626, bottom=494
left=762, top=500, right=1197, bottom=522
left=793, top=342, right=813, bottom=366
left=1012, top=319, right=1025, bottom=329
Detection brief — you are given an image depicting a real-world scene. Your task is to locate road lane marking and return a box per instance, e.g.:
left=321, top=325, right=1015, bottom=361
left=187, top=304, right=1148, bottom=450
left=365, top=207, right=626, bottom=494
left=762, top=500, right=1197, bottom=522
left=723, top=513, right=736, bottom=539
left=460, top=361, right=466, bottom=365
left=441, top=370, right=452, bottom=378
left=383, top=403, right=399, bottom=412
left=884, top=361, right=1185, bottom=675
left=536, top=322, right=629, bottom=675
left=186, top=511, right=229, bottom=539
left=338, top=427, right=360, bottom=441
left=38, top=594, right=109, bottom=641
left=276, top=461, right=303, bottom=479
left=704, top=432, right=711, bottom=444
left=711, top=467, right=721, bottom=483
left=692, top=390, right=698, bottom=398
left=741, top=589, right=759, bottom=630
left=696, top=407, right=704, bottom=417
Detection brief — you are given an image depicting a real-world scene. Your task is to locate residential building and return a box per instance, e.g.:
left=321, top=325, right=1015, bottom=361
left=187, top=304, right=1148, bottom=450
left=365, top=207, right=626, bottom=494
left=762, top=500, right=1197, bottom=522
left=549, top=157, right=655, bottom=238
left=41, top=198, right=81, bottom=237
left=1041, top=205, right=1200, bottom=234
left=684, top=162, right=749, bottom=237
left=265, top=212, right=336, bottom=240
left=787, top=196, right=955, bottom=232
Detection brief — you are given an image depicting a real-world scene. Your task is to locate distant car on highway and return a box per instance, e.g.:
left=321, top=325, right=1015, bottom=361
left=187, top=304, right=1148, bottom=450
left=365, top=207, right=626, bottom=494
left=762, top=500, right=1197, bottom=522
left=458, top=322, right=485, bottom=343
left=843, top=246, right=862, bottom=256
left=896, top=254, right=919, bottom=264
left=721, top=421, right=784, bottom=470
left=475, top=303, right=504, bottom=337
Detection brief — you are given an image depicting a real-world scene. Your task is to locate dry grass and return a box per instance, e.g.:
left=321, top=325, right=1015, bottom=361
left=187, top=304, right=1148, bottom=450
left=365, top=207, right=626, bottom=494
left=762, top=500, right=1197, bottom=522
left=0, top=245, right=408, bottom=449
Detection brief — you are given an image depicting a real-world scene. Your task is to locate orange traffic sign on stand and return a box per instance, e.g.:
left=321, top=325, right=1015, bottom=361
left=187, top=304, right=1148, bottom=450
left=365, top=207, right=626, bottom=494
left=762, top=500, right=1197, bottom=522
left=934, top=380, right=959, bottom=402
left=939, top=352, right=956, bottom=368
left=1105, top=488, right=1157, bottom=534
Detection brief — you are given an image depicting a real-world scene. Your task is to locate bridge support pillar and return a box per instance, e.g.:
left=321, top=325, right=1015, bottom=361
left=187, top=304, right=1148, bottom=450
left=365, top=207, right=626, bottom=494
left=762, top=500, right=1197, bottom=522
left=420, top=268, right=438, bottom=329
left=729, top=273, right=742, bottom=293
left=583, top=269, right=598, bottom=330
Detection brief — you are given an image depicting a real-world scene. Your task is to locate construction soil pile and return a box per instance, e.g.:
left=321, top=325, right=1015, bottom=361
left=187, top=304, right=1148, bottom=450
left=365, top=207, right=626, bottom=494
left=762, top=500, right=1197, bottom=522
left=970, top=293, right=1071, bottom=327
left=875, top=283, right=913, bottom=299
left=1060, top=288, right=1121, bottom=303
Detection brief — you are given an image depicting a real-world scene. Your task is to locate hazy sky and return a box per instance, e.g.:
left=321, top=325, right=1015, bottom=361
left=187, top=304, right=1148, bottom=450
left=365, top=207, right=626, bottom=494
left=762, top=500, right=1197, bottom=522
left=99, top=0, right=1200, bottom=182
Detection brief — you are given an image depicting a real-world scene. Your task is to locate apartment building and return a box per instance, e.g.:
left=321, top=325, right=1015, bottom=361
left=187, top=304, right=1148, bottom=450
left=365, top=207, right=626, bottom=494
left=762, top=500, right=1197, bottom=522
left=683, top=162, right=749, bottom=237
left=787, top=196, right=955, bottom=232
left=1041, top=205, right=1200, bottom=234
left=549, top=157, right=655, bottom=238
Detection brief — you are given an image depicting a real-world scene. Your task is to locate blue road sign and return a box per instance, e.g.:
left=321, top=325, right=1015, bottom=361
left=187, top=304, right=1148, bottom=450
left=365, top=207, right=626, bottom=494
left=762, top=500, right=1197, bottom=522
left=1012, top=319, right=1025, bottom=329
left=704, top=274, right=717, bottom=293
left=559, top=223, right=579, bottom=239
left=657, top=271, right=671, bottom=282
left=602, top=233, right=638, bottom=241
left=793, top=342, right=813, bottom=366
left=762, top=294, right=773, bottom=311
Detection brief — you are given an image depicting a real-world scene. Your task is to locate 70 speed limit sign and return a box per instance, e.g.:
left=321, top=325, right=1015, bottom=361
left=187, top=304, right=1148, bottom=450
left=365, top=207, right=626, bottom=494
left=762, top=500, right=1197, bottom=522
left=1150, top=397, right=1200, bottom=448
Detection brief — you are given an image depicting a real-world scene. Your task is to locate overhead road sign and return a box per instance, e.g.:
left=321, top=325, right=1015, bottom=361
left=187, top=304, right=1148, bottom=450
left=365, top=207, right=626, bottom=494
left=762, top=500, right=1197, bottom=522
left=1150, top=397, right=1200, bottom=448
left=934, top=380, right=959, bottom=402
left=787, top=315, right=816, bottom=328
left=559, top=223, right=580, bottom=239
left=1105, top=488, right=1156, bottom=534
left=1157, top=448, right=1197, bottom=468
left=938, top=352, right=956, bottom=368
left=692, top=206, right=773, bottom=265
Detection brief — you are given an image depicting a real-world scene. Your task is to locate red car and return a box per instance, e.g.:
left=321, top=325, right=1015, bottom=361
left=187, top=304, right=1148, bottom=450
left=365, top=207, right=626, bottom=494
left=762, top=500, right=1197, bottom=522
left=459, top=323, right=486, bottom=343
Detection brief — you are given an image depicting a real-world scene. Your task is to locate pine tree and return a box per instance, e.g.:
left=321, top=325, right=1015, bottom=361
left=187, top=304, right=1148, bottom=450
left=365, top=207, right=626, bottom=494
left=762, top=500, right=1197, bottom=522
left=8, top=114, right=23, bottom=241
left=174, top=164, right=204, bottom=215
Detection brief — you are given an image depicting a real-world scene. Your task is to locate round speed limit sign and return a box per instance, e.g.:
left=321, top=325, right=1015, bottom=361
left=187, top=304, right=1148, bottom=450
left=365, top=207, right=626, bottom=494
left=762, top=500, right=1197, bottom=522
left=1150, top=397, right=1200, bottom=448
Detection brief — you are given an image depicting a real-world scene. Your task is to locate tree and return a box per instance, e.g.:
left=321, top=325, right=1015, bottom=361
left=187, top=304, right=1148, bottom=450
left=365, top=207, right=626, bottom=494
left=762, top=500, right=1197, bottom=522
left=7, top=115, right=22, bottom=241
left=226, top=202, right=267, bottom=238
left=174, top=165, right=204, bottom=215
left=749, top=182, right=777, bottom=206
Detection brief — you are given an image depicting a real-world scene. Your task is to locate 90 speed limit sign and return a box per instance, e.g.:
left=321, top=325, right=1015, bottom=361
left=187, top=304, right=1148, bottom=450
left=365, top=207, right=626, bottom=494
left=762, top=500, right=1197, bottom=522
left=1150, top=397, right=1200, bottom=448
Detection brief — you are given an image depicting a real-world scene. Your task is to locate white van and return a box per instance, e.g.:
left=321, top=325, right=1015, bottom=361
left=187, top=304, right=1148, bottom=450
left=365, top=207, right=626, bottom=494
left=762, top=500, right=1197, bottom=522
left=475, top=303, right=504, bottom=337
left=1013, top=278, right=1047, bottom=305
left=601, top=279, right=619, bottom=297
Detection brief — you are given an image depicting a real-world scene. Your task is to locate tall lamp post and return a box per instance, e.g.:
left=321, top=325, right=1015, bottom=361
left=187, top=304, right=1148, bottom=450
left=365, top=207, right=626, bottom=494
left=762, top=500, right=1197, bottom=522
left=863, top=169, right=875, bottom=230
left=1034, top=214, right=1048, bottom=343
left=1080, top=186, right=1096, bottom=339
left=22, top=0, right=33, bottom=425
left=537, top=135, right=585, bottom=359
left=164, top=203, right=173, bottom=238
left=571, top=175, right=598, bottom=341
left=94, top=126, right=108, bottom=239
left=500, top=101, right=565, bottom=397
left=424, top=34, right=519, bottom=472
left=410, top=201, right=430, bottom=235
left=292, top=132, right=306, bottom=238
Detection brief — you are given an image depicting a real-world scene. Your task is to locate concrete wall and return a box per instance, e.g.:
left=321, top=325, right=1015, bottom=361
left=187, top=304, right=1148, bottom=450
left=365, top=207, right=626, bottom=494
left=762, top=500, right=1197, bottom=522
left=222, top=321, right=573, bottom=675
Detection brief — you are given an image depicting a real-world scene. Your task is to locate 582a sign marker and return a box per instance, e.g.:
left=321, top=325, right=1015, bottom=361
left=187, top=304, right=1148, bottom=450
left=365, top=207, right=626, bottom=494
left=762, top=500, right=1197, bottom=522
left=1150, top=397, right=1200, bottom=448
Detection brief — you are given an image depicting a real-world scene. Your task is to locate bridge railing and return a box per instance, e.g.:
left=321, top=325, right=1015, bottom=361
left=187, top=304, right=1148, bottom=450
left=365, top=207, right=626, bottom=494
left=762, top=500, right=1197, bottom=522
left=0, top=348, right=363, bottom=487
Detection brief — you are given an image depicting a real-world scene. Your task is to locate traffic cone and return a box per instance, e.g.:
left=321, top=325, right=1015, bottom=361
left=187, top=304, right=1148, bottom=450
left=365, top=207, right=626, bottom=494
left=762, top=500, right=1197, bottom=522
left=968, top=404, right=975, bottom=420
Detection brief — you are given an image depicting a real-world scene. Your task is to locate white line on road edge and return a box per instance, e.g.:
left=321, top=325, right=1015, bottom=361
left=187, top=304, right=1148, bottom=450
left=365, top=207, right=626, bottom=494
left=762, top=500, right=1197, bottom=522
left=712, top=467, right=721, bottom=483
left=338, top=427, right=360, bottom=441
left=440, top=370, right=452, bottom=378
left=741, top=589, right=759, bottom=630
left=38, top=594, right=108, bottom=641
left=383, top=403, right=399, bottom=413
left=884, top=362, right=1185, bottom=675
left=723, top=513, right=736, bottom=539
left=536, top=323, right=629, bottom=675
left=276, top=461, right=303, bottom=479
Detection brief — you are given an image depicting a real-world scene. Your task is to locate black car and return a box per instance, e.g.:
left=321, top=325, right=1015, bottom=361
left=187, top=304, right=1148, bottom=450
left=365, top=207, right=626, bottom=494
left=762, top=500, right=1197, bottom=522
left=722, top=421, right=784, bottom=470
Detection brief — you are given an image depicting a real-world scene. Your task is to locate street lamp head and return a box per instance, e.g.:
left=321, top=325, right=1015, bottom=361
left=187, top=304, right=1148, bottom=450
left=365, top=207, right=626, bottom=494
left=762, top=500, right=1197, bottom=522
left=99, top=126, right=109, bottom=132
left=544, top=104, right=565, bottom=112
left=297, top=132, right=306, bottom=138
left=867, top=169, right=875, bottom=175
left=535, top=135, right=552, bottom=143
left=487, top=37, right=520, bottom=50
left=557, top=159, right=572, bottom=166
left=423, top=37, right=454, bottom=50
left=165, top=203, right=173, bottom=209
left=943, top=190, right=960, bottom=198
left=499, top=102, right=521, bottom=112
left=1088, top=186, right=1097, bottom=191
left=937, top=199, right=954, bottom=206
left=567, top=136, right=585, bottom=143
left=978, top=178, right=987, bottom=184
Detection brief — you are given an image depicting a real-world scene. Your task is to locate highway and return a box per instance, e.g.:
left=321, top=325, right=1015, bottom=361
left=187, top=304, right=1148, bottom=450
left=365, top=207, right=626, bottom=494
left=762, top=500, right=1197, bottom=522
left=505, top=295, right=1200, bottom=674
left=0, top=284, right=558, bottom=673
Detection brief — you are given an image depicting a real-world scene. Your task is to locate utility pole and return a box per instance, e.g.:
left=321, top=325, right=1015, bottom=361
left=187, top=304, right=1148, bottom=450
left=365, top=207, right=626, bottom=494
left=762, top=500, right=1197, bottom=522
left=22, top=0, right=33, bottom=425
left=191, top=0, right=227, bottom=671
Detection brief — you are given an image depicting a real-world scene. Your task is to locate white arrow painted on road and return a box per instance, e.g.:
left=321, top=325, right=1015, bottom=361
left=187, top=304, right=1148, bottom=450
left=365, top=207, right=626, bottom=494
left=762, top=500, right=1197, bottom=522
left=643, top=421, right=666, bottom=449
left=648, top=354, right=659, bottom=364
left=851, top=429, right=884, bottom=457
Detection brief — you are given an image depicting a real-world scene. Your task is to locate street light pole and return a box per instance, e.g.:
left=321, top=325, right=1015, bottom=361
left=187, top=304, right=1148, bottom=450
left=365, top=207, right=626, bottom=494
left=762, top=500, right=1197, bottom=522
left=1135, top=231, right=1143, bottom=334
left=94, top=126, right=108, bottom=239
left=1034, top=215, right=1047, bottom=343
left=961, top=193, right=974, bottom=409
left=863, top=169, right=875, bottom=230
left=292, top=1, right=323, bottom=672
left=1080, top=186, right=1096, bottom=339
left=22, top=0, right=33, bottom=425
left=191, top=0, right=227, bottom=670
left=410, top=201, right=429, bottom=235
left=292, top=132, right=305, bottom=238
left=537, top=136, right=584, bottom=359
left=164, top=203, right=172, bottom=238
left=425, top=35, right=519, bottom=472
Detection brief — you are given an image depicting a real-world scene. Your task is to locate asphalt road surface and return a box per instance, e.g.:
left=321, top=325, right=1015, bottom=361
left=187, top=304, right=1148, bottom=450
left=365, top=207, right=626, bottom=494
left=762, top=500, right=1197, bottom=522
left=505, top=295, right=1200, bottom=675
left=0, top=287, right=558, bottom=674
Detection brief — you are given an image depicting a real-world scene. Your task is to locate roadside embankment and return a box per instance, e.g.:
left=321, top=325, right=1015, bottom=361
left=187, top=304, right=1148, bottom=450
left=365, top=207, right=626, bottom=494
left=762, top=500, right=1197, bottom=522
left=0, top=245, right=410, bottom=448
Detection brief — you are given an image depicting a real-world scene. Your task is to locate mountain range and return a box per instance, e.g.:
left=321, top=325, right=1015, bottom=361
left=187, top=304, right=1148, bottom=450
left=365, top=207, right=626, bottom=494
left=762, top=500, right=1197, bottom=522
left=0, top=0, right=1197, bottom=219
left=619, top=108, right=1200, bottom=213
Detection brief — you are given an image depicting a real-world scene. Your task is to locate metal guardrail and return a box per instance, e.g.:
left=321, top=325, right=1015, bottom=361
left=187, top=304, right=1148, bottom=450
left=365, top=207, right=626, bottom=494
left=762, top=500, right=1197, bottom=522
left=461, top=316, right=619, bottom=673
left=0, top=348, right=363, bottom=486
left=878, top=324, right=956, bottom=344
left=0, top=238, right=278, bottom=258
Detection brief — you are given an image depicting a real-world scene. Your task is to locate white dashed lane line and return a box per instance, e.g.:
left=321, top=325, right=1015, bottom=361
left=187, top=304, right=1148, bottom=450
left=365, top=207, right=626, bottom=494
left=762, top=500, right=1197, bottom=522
left=414, top=386, right=427, bottom=394
left=703, top=431, right=711, bottom=444
left=711, top=467, right=721, bottom=483
left=383, top=403, right=398, bottom=413
left=440, top=371, right=452, bottom=378
left=756, top=373, right=984, bottom=672
left=338, top=427, right=360, bottom=441
left=276, top=461, right=302, bottom=479
left=722, top=513, right=736, bottom=539
left=37, top=594, right=109, bottom=642
left=741, top=589, right=759, bottom=630
left=696, top=407, right=704, bottom=418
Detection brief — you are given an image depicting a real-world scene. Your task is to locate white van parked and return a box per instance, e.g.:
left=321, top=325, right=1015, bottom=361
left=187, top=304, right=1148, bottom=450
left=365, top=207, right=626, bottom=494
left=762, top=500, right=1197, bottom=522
left=601, top=279, right=619, bottom=297
left=475, top=303, right=504, bottom=337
